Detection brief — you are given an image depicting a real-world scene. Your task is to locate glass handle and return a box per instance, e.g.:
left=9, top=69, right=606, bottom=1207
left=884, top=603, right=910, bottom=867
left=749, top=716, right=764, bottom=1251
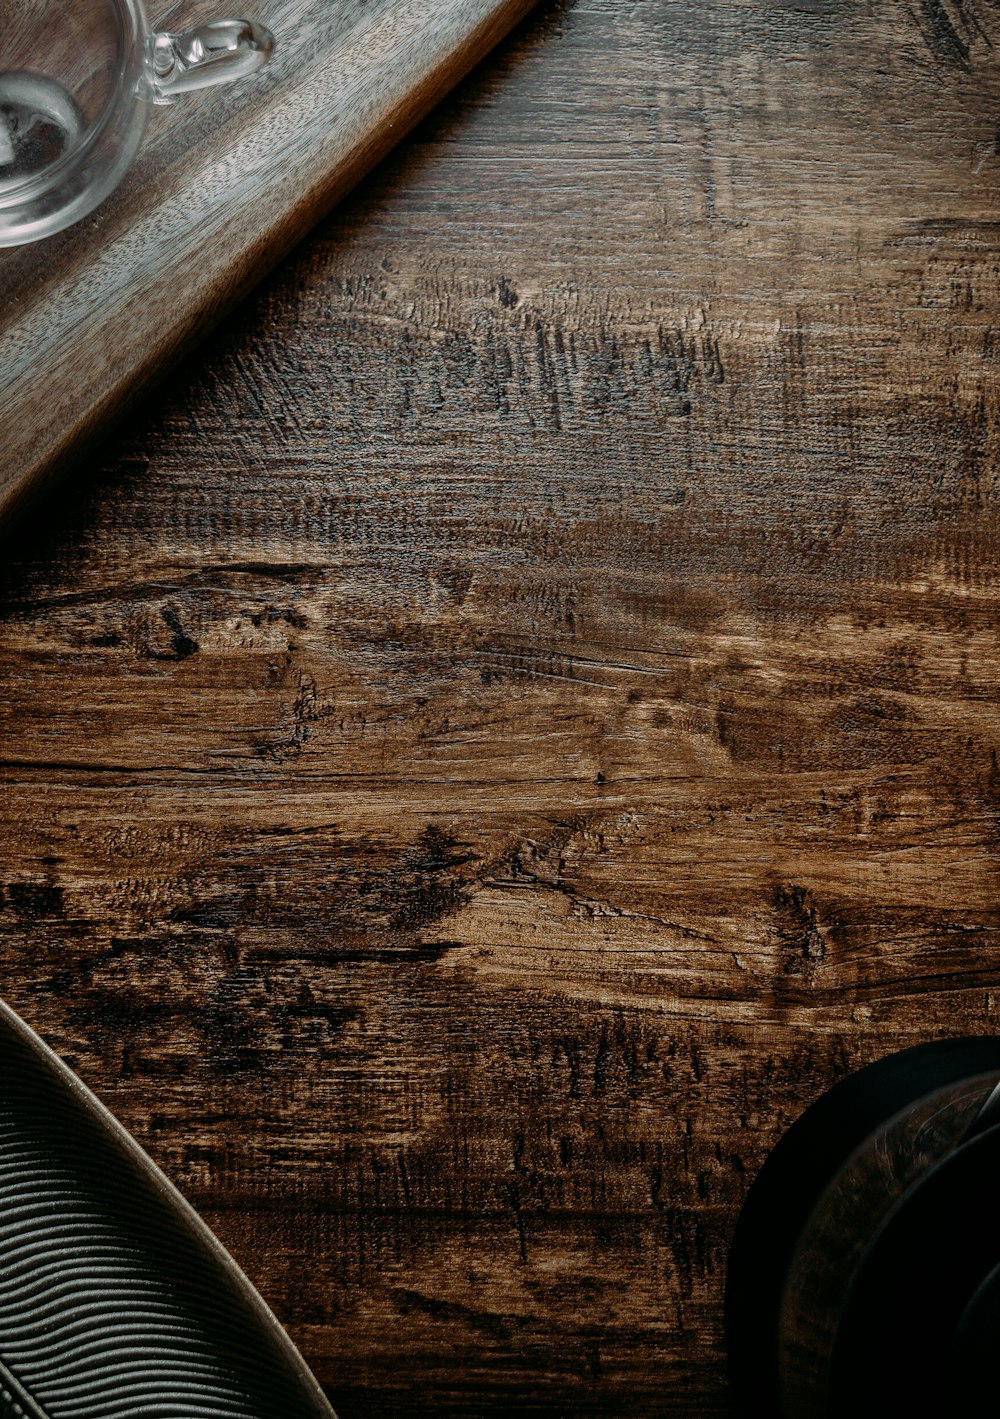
left=147, top=19, right=274, bottom=104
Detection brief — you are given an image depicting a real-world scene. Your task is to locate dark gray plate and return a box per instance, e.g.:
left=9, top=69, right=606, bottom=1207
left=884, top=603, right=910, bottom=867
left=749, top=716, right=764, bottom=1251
left=0, top=999, right=336, bottom=1419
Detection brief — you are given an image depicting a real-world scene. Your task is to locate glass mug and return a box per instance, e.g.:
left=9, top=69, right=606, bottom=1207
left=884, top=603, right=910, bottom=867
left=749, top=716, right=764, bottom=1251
left=0, top=0, right=274, bottom=246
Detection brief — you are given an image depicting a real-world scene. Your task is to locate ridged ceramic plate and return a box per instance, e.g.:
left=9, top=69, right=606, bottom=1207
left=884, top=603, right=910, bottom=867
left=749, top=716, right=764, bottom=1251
left=0, top=998, right=335, bottom=1419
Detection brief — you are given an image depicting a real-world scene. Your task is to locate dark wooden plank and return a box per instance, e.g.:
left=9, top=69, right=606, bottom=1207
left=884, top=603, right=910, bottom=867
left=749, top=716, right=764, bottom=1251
left=4, top=0, right=1000, bottom=1412
left=0, top=0, right=538, bottom=525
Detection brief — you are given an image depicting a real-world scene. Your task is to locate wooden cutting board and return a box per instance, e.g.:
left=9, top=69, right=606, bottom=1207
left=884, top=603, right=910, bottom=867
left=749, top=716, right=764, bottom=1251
left=0, top=0, right=537, bottom=527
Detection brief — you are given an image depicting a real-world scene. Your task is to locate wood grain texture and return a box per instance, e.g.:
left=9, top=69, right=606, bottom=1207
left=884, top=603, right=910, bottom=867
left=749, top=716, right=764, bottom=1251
left=4, top=0, right=1000, bottom=1412
left=0, top=0, right=538, bottom=525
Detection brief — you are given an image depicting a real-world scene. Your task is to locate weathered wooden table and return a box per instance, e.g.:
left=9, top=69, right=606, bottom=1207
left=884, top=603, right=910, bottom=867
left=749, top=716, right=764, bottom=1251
left=3, top=0, right=1000, bottom=1413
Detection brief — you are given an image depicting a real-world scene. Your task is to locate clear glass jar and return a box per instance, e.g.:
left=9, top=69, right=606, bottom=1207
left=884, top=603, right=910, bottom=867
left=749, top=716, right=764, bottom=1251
left=0, top=0, right=273, bottom=245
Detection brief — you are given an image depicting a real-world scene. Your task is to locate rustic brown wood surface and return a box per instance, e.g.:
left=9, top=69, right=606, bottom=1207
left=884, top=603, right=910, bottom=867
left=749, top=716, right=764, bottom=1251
left=4, top=0, right=1000, bottom=1412
left=0, top=0, right=538, bottom=524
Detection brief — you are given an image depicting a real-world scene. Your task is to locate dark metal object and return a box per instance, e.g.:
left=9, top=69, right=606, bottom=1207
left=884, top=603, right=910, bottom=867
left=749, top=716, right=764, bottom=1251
left=725, top=1037, right=1000, bottom=1418
left=829, top=1121, right=1000, bottom=1417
